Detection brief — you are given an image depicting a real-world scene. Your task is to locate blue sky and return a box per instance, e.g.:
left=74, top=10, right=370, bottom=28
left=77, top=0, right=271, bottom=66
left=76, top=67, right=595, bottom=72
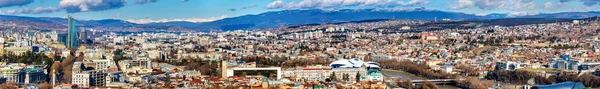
left=0, top=0, right=598, bottom=24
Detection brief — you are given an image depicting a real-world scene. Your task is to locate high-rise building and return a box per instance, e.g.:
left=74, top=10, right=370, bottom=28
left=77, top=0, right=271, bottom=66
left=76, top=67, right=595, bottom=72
left=79, top=27, right=87, bottom=42
left=57, top=33, right=68, bottom=45
left=67, top=15, right=79, bottom=48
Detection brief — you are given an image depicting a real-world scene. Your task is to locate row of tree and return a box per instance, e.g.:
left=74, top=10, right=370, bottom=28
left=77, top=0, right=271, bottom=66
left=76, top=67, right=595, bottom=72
left=378, top=60, right=456, bottom=79
left=0, top=51, right=52, bottom=66
left=487, top=70, right=600, bottom=88
left=394, top=78, right=440, bottom=89
left=454, top=64, right=480, bottom=76
left=485, top=70, right=537, bottom=84
left=455, top=77, right=495, bottom=89
left=535, top=72, right=600, bottom=88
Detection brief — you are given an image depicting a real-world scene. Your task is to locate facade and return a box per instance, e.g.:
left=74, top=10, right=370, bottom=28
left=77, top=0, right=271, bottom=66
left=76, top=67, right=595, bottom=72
left=91, top=59, right=110, bottom=70
left=20, top=68, right=47, bottom=84
left=72, top=71, right=90, bottom=88
left=57, top=33, right=68, bottom=44
left=496, top=61, right=529, bottom=70
left=363, top=69, right=383, bottom=82
left=4, top=47, right=31, bottom=55
left=284, top=66, right=332, bottom=81
left=89, top=70, right=105, bottom=86
left=226, top=67, right=282, bottom=79
left=283, top=65, right=368, bottom=81
left=331, top=68, right=367, bottom=81
left=67, top=15, right=78, bottom=48
left=72, top=62, right=90, bottom=88
left=105, top=71, right=124, bottom=84
left=1, top=64, right=23, bottom=83
left=550, top=58, right=583, bottom=70
left=532, top=82, right=585, bottom=89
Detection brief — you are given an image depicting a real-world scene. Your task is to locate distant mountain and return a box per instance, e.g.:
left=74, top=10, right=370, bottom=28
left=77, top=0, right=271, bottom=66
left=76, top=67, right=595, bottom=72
left=0, top=15, right=137, bottom=27
left=1, top=9, right=600, bottom=31
left=518, top=11, right=600, bottom=18
left=190, top=9, right=600, bottom=31
left=196, top=9, right=500, bottom=30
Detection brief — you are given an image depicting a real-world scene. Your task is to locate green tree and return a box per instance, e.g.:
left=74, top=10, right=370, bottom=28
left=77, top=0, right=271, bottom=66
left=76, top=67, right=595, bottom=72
left=241, top=72, right=247, bottom=77
left=356, top=72, right=361, bottom=82
left=343, top=73, right=350, bottom=81
left=257, top=72, right=262, bottom=77
left=330, top=72, right=338, bottom=81
left=508, top=38, right=515, bottom=43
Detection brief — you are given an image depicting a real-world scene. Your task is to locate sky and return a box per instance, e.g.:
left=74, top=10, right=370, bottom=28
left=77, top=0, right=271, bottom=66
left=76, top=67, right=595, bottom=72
left=0, top=0, right=598, bottom=24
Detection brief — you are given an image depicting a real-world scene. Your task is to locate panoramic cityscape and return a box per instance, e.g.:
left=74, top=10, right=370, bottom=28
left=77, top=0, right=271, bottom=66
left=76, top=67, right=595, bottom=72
left=0, top=0, right=599, bottom=89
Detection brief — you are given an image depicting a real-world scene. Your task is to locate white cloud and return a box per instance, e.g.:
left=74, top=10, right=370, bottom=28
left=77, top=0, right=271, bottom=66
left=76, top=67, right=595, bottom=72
left=267, top=0, right=285, bottom=9
left=475, top=13, right=488, bottom=16
left=448, top=0, right=474, bottom=10
left=267, top=0, right=429, bottom=9
left=449, top=0, right=535, bottom=10
left=58, top=0, right=127, bottom=13
left=1, top=7, right=60, bottom=15
left=0, top=0, right=34, bottom=8
left=126, top=15, right=228, bottom=24
left=544, top=2, right=553, bottom=9
left=230, top=4, right=258, bottom=11
left=113, top=13, right=121, bottom=18
left=507, top=0, right=535, bottom=10
left=506, top=12, right=539, bottom=17
left=134, top=0, right=158, bottom=4
left=560, top=0, right=600, bottom=6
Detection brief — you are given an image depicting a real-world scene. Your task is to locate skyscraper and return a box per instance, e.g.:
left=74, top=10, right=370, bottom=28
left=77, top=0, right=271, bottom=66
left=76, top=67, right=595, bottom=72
left=67, top=15, right=79, bottom=48
left=57, top=33, right=68, bottom=45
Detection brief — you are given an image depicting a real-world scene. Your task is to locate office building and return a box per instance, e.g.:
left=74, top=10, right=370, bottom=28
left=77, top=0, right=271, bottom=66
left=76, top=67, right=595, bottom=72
left=67, top=15, right=79, bottom=48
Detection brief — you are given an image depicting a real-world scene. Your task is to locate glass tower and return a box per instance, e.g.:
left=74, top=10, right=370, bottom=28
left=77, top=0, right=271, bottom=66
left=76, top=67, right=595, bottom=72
left=67, top=15, right=79, bottom=48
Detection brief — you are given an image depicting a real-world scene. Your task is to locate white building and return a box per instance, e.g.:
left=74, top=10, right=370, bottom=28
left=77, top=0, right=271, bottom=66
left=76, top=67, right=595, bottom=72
left=283, top=65, right=332, bottom=81
left=1, top=64, right=23, bottom=83
left=91, top=59, right=111, bottom=70
left=72, top=62, right=90, bottom=88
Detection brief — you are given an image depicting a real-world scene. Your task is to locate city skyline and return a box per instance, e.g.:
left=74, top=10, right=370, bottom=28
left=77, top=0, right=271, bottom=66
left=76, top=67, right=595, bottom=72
left=0, top=0, right=598, bottom=24
left=1, top=0, right=600, bottom=89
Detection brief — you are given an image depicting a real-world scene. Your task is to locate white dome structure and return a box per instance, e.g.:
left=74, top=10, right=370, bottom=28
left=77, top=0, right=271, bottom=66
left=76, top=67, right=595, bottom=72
left=330, top=58, right=380, bottom=70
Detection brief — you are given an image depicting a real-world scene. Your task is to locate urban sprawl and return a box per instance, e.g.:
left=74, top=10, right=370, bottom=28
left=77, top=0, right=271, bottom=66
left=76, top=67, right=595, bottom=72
left=0, top=16, right=599, bottom=89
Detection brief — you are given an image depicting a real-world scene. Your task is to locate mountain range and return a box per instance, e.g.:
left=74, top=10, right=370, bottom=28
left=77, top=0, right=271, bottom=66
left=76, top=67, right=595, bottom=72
left=1, top=8, right=600, bottom=32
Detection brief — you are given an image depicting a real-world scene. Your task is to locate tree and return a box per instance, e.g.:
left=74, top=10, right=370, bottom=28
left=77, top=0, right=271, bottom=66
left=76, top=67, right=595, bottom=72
left=0, top=82, right=16, bottom=89
left=39, top=82, right=51, bottom=89
left=419, top=81, right=439, bottom=89
left=62, top=65, right=73, bottom=83
left=76, top=52, right=85, bottom=62
left=534, top=76, right=553, bottom=85
left=485, top=70, right=537, bottom=84
left=330, top=72, right=338, bottom=81
left=456, top=77, right=494, bottom=89
left=356, top=72, right=361, bottom=82
left=257, top=72, right=262, bottom=77
left=396, top=79, right=413, bottom=89
left=343, top=73, right=350, bottom=81
left=166, top=76, right=171, bottom=84
left=185, top=61, right=201, bottom=71
left=241, top=72, right=247, bottom=77
left=364, top=53, right=373, bottom=61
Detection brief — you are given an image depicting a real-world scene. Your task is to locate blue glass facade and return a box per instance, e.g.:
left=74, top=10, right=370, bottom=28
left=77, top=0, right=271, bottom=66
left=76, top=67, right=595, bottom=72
left=17, top=68, right=47, bottom=85
left=67, top=15, right=78, bottom=48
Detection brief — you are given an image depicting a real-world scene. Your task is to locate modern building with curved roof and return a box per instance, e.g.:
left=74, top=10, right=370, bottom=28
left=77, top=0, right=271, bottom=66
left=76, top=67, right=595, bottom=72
left=329, top=58, right=380, bottom=70
left=531, top=82, right=585, bottom=89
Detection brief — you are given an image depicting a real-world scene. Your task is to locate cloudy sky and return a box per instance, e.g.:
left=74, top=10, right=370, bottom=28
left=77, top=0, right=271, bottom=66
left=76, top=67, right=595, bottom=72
left=0, top=0, right=598, bottom=24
